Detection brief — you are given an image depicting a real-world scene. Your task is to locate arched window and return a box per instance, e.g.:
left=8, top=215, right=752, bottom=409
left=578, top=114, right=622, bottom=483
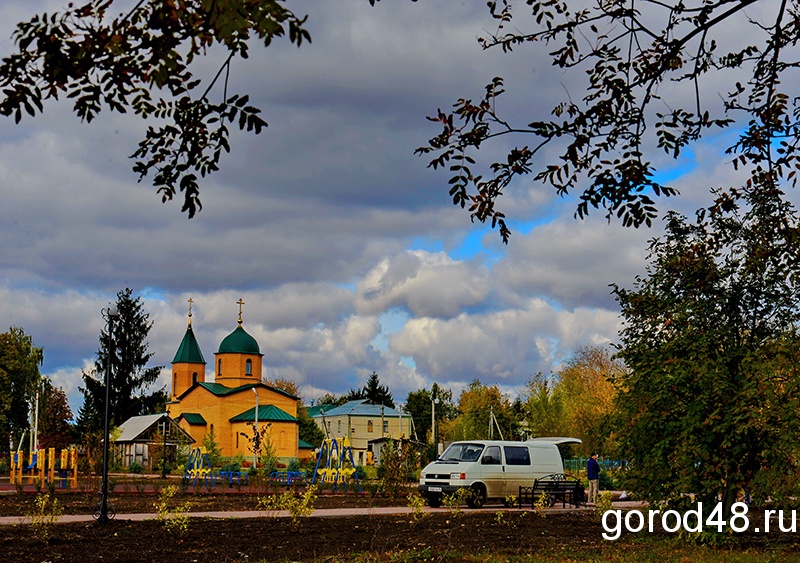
left=192, top=372, right=198, bottom=385
left=172, top=373, right=177, bottom=392
left=246, top=359, right=252, bottom=375
left=218, top=359, right=222, bottom=376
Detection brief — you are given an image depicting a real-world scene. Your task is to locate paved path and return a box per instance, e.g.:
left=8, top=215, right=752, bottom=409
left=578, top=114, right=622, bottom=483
left=0, top=501, right=646, bottom=526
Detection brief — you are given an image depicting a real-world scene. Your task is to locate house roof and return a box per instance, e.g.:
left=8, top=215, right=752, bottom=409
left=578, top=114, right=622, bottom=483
left=299, top=439, right=314, bottom=450
left=305, top=404, right=333, bottom=418
left=311, top=399, right=404, bottom=418
left=177, top=413, right=207, bottom=426
left=186, top=381, right=299, bottom=401
left=116, top=413, right=195, bottom=444
left=229, top=404, right=298, bottom=423
left=171, top=325, right=206, bottom=365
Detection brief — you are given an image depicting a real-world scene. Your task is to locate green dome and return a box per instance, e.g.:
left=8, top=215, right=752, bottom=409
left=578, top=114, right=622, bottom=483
left=218, top=325, right=260, bottom=354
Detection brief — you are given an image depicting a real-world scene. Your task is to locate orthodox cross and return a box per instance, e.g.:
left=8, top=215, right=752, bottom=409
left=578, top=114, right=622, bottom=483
left=237, top=298, right=245, bottom=324
left=187, top=297, right=194, bottom=326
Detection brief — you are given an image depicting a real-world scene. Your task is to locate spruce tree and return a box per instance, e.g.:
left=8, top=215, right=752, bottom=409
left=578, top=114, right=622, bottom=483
left=79, top=288, right=165, bottom=430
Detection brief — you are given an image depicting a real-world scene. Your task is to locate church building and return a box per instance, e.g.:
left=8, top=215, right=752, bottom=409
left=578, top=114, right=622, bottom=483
left=166, top=300, right=301, bottom=462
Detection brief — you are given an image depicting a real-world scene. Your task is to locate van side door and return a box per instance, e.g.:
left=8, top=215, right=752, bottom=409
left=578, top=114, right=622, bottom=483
left=479, top=445, right=503, bottom=499
left=502, top=445, right=533, bottom=496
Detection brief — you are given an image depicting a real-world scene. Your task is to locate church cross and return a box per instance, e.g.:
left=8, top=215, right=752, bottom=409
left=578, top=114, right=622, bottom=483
left=237, top=298, right=245, bottom=324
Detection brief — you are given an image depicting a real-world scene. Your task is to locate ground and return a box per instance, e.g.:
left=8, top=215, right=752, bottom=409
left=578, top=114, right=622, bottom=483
left=1, top=490, right=798, bottom=562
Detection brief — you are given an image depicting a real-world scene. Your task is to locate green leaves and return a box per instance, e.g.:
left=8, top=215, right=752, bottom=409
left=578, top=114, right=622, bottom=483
left=0, top=0, right=311, bottom=217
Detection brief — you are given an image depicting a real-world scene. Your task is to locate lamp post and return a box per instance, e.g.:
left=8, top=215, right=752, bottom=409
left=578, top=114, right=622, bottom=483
left=99, top=304, right=118, bottom=525
left=252, top=387, right=259, bottom=469
left=431, top=393, right=440, bottom=458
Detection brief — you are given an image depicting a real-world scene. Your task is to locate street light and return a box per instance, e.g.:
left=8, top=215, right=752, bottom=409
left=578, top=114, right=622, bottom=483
left=99, top=304, right=118, bottom=525
left=252, top=387, right=259, bottom=469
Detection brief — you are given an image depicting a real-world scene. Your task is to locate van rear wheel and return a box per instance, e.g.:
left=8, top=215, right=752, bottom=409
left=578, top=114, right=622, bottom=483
left=467, top=484, right=486, bottom=509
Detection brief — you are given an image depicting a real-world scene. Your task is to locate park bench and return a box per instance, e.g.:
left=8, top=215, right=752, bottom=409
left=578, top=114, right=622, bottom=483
left=519, top=473, right=585, bottom=508
left=217, top=470, right=249, bottom=486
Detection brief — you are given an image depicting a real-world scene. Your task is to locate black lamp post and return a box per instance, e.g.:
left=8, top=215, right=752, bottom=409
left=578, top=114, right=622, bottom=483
left=98, top=304, right=118, bottom=524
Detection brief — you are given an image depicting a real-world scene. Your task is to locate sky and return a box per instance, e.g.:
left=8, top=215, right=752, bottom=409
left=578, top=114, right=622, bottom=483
left=0, top=0, right=756, bottom=417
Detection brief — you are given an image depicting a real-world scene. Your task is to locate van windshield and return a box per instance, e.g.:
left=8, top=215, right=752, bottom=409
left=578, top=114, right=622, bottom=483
left=439, top=443, right=485, bottom=462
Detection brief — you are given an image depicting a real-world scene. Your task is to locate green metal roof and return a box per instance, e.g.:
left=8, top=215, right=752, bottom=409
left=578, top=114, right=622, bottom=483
left=171, top=326, right=206, bottom=364
left=229, top=404, right=298, bottom=423
left=192, top=382, right=298, bottom=400
left=305, top=404, right=333, bottom=418
left=179, top=413, right=207, bottom=426
left=298, top=439, right=314, bottom=449
left=217, top=325, right=261, bottom=355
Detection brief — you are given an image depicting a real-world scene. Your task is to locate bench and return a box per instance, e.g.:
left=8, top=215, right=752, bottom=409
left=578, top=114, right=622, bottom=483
left=519, top=473, right=585, bottom=508
left=218, top=470, right=249, bottom=486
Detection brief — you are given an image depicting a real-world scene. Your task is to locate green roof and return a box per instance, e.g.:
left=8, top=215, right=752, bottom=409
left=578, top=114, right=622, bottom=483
left=193, top=382, right=298, bottom=400
left=299, top=439, right=314, bottom=449
left=229, top=404, right=298, bottom=423
left=305, top=404, right=333, bottom=418
left=172, top=326, right=206, bottom=364
left=179, top=413, right=207, bottom=425
left=218, top=325, right=261, bottom=355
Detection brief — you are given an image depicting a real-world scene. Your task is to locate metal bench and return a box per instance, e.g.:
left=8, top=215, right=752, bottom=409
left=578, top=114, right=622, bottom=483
left=519, top=473, right=585, bottom=508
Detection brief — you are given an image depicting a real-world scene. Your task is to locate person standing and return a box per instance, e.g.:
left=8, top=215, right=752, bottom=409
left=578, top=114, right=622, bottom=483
left=586, top=453, right=601, bottom=504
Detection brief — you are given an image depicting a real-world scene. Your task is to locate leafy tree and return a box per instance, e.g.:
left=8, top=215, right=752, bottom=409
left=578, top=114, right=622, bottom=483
left=79, top=288, right=166, bottom=430
left=0, top=0, right=311, bottom=216
left=404, top=383, right=457, bottom=443
left=612, top=184, right=800, bottom=513
left=38, top=382, right=75, bottom=450
left=416, top=0, right=800, bottom=241
left=298, top=404, right=326, bottom=448
left=448, top=379, right=520, bottom=441
left=520, top=373, right=567, bottom=439
left=556, top=346, right=622, bottom=457
left=316, top=392, right=348, bottom=408
left=0, top=327, right=43, bottom=453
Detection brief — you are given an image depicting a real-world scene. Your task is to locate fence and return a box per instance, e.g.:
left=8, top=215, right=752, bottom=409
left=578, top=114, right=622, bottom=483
left=563, top=457, right=626, bottom=473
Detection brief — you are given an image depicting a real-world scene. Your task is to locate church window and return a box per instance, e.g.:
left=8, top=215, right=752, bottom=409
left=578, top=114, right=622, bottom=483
left=192, top=372, right=198, bottom=385
left=246, top=359, right=252, bottom=375
left=218, top=359, right=222, bottom=376
left=172, top=373, right=177, bottom=392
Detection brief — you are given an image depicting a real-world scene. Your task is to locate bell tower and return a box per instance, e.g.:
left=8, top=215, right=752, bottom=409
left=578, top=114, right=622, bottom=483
left=171, top=298, right=206, bottom=398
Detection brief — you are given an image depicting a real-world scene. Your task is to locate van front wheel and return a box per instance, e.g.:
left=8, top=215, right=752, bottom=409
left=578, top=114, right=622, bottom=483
left=467, top=484, right=486, bottom=509
left=427, top=496, right=442, bottom=508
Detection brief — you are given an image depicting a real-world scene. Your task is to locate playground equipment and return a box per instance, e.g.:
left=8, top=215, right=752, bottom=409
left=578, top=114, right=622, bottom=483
left=183, top=447, right=214, bottom=487
left=10, top=448, right=78, bottom=489
left=312, top=436, right=361, bottom=492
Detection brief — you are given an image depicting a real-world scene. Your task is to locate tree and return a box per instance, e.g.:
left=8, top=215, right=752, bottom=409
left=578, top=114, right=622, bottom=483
left=0, top=0, right=311, bottom=217
left=612, top=184, right=800, bottom=513
left=447, top=379, right=520, bottom=441
left=555, top=346, right=622, bottom=457
left=0, top=327, right=43, bottom=453
left=80, top=288, right=166, bottom=430
left=520, top=373, right=567, bottom=439
left=405, top=383, right=457, bottom=443
left=361, top=372, right=394, bottom=408
left=417, top=0, right=800, bottom=241
left=38, top=381, right=75, bottom=450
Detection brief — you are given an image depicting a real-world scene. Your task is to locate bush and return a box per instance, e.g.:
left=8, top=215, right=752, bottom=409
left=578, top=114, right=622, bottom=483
left=128, top=461, right=143, bottom=474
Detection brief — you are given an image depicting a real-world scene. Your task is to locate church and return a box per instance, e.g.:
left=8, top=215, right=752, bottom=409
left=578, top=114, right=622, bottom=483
left=166, top=300, right=302, bottom=462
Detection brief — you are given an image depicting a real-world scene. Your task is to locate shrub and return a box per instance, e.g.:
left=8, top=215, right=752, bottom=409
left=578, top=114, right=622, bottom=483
left=128, top=461, right=143, bottom=474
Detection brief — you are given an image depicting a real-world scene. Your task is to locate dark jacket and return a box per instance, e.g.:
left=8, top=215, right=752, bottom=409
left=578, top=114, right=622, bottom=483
left=586, top=457, right=601, bottom=480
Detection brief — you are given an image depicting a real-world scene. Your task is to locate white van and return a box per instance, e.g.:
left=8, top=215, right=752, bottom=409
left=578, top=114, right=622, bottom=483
left=417, top=437, right=580, bottom=508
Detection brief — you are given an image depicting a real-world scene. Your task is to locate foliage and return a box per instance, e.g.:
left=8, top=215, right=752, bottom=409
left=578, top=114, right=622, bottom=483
left=257, top=484, right=317, bottom=528
left=404, top=383, right=457, bottom=445
left=37, top=382, right=74, bottom=450
left=406, top=492, right=429, bottom=522
left=343, top=372, right=395, bottom=408
left=128, top=461, right=143, bottom=474
left=79, top=288, right=166, bottom=431
left=416, top=0, right=800, bottom=242
left=297, top=403, right=326, bottom=448
left=378, top=438, right=418, bottom=500
left=520, top=373, right=566, bottom=439
left=0, top=327, right=43, bottom=453
left=447, top=380, right=520, bottom=441
left=613, top=184, right=800, bottom=513
left=25, top=493, right=63, bottom=542
left=153, top=485, right=191, bottom=533
left=552, top=346, right=622, bottom=456
left=441, top=487, right=472, bottom=516
left=0, top=0, right=311, bottom=217
left=201, top=426, right=224, bottom=468
left=594, top=491, right=614, bottom=519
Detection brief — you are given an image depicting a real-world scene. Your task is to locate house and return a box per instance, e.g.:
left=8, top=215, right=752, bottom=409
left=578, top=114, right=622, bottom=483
left=310, top=399, right=412, bottom=465
left=166, top=301, right=302, bottom=463
left=115, top=413, right=194, bottom=470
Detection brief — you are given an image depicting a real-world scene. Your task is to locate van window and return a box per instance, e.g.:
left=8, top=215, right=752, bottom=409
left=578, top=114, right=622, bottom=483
left=503, top=446, right=531, bottom=465
left=440, top=443, right=485, bottom=462
left=482, top=446, right=501, bottom=465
